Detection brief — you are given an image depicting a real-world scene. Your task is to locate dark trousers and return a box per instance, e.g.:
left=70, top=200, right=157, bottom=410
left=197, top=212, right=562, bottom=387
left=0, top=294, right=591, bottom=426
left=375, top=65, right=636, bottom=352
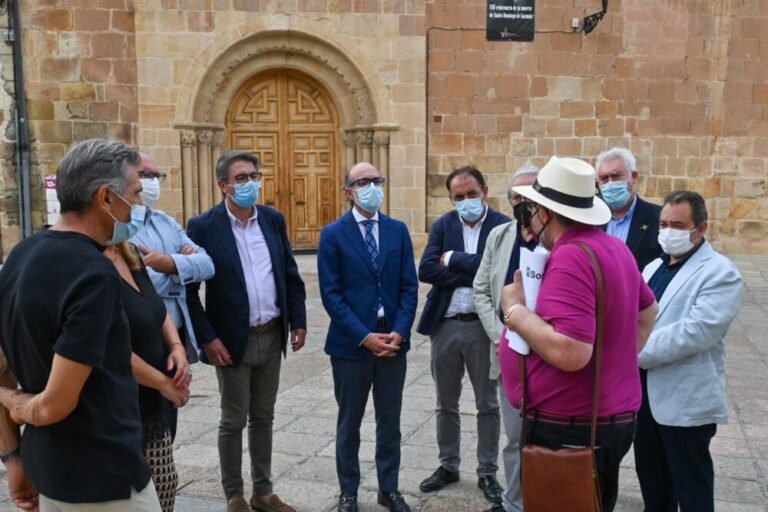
left=523, top=417, right=635, bottom=512
left=331, top=351, right=407, bottom=495
left=634, top=370, right=717, bottom=512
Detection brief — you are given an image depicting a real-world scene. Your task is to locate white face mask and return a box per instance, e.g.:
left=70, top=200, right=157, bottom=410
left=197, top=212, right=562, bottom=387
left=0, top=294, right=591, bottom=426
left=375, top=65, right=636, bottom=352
left=658, top=227, right=695, bottom=257
left=139, top=178, right=161, bottom=209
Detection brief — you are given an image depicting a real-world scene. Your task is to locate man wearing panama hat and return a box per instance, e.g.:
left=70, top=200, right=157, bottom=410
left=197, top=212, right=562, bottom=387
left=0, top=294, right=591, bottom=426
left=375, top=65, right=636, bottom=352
left=497, top=156, right=659, bottom=511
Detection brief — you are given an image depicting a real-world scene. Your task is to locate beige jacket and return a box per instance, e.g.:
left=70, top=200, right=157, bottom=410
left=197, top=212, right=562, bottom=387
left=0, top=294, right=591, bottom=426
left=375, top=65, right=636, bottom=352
left=473, top=221, right=518, bottom=380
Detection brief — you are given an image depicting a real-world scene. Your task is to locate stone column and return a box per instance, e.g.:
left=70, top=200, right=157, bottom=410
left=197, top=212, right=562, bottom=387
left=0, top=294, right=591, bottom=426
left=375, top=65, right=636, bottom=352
left=357, top=130, right=373, bottom=164
left=342, top=130, right=358, bottom=178
left=197, top=130, right=213, bottom=213
left=180, top=130, right=196, bottom=222
left=211, top=130, right=225, bottom=204
left=373, top=130, right=390, bottom=176
left=373, top=130, right=391, bottom=214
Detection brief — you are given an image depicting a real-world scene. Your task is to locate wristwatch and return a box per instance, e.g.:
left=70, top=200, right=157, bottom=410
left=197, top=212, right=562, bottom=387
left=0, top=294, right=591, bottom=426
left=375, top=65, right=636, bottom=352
left=0, top=447, right=20, bottom=463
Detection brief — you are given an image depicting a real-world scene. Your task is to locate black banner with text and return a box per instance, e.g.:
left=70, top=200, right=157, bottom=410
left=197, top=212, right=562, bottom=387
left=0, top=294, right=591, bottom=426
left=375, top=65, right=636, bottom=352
left=486, top=0, right=535, bottom=41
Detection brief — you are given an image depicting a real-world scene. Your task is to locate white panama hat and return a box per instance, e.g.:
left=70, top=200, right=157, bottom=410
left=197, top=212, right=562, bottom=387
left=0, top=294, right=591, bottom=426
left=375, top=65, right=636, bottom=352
left=511, top=155, right=610, bottom=226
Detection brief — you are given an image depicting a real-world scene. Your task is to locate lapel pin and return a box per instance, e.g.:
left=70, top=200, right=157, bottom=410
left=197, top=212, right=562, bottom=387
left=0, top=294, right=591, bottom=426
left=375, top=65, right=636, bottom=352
left=641, top=224, right=649, bottom=231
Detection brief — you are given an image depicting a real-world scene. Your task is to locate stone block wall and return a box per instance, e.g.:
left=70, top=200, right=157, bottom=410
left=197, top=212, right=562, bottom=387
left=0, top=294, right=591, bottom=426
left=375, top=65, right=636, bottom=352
left=0, top=7, right=18, bottom=262
left=0, top=1, right=146, bottom=263
left=426, top=0, right=768, bottom=253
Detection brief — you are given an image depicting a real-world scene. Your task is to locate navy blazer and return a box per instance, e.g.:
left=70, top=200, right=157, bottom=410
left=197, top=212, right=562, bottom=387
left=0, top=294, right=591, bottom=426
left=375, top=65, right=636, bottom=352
left=417, top=207, right=511, bottom=336
left=626, top=196, right=662, bottom=271
left=317, top=210, right=419, bottom=360
left=186, top=203, right=307, bottom=367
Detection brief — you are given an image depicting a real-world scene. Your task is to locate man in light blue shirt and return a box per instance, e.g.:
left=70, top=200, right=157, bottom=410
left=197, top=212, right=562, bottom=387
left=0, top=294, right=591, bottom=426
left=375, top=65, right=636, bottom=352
left=132, top=153, right=215, bottom=361
left=596, top=147, right=661, bottom=270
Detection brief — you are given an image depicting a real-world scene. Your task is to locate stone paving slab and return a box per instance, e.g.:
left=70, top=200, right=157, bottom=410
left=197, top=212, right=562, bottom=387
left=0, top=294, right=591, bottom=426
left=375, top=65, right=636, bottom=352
left=1, top=254, right=767, bottom=511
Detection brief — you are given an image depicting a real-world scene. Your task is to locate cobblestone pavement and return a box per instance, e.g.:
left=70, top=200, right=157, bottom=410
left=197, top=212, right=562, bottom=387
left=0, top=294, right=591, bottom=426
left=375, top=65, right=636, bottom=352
left=2, top=254, right=767, bottom=511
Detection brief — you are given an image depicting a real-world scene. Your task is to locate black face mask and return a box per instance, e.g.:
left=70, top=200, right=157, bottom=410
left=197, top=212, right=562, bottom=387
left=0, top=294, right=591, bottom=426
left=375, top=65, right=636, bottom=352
left=513, top=202, right=532, bottom=229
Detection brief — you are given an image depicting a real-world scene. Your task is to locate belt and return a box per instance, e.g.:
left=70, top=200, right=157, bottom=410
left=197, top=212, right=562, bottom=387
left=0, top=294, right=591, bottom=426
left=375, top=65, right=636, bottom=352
left=525, top=410, right=636, bottom=427
left=446, top=313, right=479, bottom=322
left=376, top=317, right=388, bottom=331
left=249, top=317, right=280, bottom=334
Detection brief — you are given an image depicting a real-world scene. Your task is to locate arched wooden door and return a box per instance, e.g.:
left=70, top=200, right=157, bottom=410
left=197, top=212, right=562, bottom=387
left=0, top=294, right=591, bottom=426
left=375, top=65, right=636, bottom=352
left=226, top=69, right=340, bottom=249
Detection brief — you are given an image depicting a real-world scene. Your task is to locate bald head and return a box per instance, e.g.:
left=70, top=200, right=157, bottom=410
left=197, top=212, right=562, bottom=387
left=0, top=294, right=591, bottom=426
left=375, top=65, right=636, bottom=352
left=139, top=152, right=158, bottom=175
left=345, top=162, right=380, bottom=187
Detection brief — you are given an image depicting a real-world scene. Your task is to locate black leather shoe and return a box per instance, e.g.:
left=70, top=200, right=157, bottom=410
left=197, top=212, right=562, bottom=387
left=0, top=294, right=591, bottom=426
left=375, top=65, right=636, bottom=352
left=419, top=466, right=460, bottom=492
left=377, top=491, right=411, bottom=512
left=337, top=493, right=358, bottom=512
left=478, top=475, right=503, bottom=503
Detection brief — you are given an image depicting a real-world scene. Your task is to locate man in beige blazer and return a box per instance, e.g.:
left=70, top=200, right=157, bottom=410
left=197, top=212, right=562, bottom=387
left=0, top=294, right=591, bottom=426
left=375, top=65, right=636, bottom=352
left=473, top=164, right=538, bottom=512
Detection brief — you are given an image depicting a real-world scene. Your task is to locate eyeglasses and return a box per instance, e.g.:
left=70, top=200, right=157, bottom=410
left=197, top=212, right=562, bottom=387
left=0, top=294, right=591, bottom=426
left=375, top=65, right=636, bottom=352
left=348, top=176, right=386, bottom=189
left=231, top=172, right=263, bottom=185
left=138, top=169, right=167, bottom=181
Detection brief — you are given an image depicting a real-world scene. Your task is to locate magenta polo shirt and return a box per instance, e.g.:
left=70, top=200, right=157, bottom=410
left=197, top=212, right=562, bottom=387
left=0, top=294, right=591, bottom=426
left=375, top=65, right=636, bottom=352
left=500, top=224, right=656, bottom=417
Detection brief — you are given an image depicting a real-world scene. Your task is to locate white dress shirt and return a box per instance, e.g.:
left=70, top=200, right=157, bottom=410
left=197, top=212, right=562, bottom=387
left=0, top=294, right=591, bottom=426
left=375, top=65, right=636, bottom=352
left=444, top=208, right=487, bottom=317
left=225, top=203, right=281, bottom=326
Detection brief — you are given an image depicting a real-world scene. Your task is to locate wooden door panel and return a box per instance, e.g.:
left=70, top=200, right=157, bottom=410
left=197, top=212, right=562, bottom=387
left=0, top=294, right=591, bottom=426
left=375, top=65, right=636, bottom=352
left=227, top=69, right=339, bottom=249
left=230, top=77, right=280, bottom=124
left=289, top=133, right=335, bottom=247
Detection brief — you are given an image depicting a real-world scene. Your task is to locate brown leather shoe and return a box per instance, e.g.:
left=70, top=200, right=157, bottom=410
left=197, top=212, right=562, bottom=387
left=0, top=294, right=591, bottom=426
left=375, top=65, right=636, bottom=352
left=250, top=493, right=296, bottom=512
left=227, top=496, right=250, bottom=512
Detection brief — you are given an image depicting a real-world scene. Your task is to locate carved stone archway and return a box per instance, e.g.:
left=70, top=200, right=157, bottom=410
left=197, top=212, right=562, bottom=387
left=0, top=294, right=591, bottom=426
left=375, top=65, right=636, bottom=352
left=174, top=29, right=397, bottom=222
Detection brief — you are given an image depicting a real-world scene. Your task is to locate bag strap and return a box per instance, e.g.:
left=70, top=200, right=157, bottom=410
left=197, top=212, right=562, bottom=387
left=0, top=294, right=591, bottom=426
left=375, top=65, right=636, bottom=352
left=571, top=241, right=605, bottom=449
left=517, top=240, right=606, bottom=450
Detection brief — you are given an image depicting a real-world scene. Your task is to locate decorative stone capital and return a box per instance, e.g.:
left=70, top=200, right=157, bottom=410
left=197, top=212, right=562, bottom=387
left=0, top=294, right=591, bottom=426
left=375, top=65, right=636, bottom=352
left=342, top=129, right=358, bottom=146
left=357, top=130, right=373, bottom=147
left=180, top=130, right=196, bottom=147
left=211, top=130, right=225, bottom=148
left=373, top=131, right=390, bottom=147
left=197, top=130, right=213, bottom=145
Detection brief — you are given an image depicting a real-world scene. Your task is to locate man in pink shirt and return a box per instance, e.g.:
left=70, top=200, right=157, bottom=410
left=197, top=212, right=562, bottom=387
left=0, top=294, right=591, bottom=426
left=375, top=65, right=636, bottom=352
left=499, top=156, right=658, bottom=512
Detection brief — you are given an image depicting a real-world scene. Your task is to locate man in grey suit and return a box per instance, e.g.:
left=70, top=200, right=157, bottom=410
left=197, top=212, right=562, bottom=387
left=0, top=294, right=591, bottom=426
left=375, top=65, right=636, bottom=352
left=635, top=190, right=743, bottom=512
left=473, top=164, right=538, bottom=512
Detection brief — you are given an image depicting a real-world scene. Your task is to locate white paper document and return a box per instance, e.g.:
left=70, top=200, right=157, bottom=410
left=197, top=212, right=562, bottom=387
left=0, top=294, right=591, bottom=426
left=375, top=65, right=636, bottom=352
left=506, top=246, right=549, bottom=354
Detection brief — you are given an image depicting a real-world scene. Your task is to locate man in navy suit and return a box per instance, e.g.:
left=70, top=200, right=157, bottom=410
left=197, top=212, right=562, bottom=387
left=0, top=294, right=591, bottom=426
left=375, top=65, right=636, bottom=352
left=596, top=147, right=662, bottom=271
left=186, top=151, right=306, bottom=512
left=417, top=166, right=510, bottom=504
left=317, top=162, right=418, bottom=512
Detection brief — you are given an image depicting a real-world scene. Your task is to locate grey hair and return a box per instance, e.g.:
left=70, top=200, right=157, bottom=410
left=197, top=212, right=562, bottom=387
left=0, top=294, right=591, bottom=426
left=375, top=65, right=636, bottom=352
left=57, top=139, right=141, bottom=214
left=664, top=190, right=708, bottom=227
left=506, top=162, right=539, bottom=201
left=215, top=150, right=259, bottom=182
left=595, top=147, right=637, bottom=174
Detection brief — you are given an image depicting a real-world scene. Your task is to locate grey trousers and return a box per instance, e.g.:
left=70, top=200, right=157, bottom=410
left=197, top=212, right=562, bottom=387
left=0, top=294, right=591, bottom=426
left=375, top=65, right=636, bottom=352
left=431, top=318, right=500, bottom=476
left=499, top=375, right=523, bottom=511
left=216, top=326, right=282, bottom=499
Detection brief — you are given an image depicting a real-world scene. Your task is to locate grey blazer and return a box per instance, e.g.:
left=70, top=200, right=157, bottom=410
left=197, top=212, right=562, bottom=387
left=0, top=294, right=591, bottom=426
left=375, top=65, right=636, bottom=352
left=639, top=241, right=743, bottom=427
left=473, top=221, right=518, bottom=380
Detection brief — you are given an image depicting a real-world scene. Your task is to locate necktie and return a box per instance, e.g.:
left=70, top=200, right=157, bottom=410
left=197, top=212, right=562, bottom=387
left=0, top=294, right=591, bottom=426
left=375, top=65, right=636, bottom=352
left=363, top=220, right=379, bottom=274
left=363, top=219, right=383, bottom=315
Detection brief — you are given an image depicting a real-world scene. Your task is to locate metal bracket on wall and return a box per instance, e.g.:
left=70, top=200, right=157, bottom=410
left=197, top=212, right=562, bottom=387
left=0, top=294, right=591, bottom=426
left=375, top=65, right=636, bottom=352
left=583, top=0, right=608, bottom=35
left=3, top=29, right=14, bottom=43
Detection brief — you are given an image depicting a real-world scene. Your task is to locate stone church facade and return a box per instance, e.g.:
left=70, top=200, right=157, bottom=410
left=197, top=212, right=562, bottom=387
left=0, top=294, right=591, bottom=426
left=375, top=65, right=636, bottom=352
left=0, top=0, right=766, bottom=259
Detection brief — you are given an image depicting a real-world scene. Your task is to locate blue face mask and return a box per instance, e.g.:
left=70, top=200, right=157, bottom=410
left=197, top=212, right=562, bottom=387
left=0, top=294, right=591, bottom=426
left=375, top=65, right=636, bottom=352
left=229, top=180, right=260, bottom=208
left=600, top=181, right=632, bottom=210
left=455, top=197, right=485, bottom=222
left=355, top=183, right=384, bottom=213
left=107, top=192, right=147, bottom=246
